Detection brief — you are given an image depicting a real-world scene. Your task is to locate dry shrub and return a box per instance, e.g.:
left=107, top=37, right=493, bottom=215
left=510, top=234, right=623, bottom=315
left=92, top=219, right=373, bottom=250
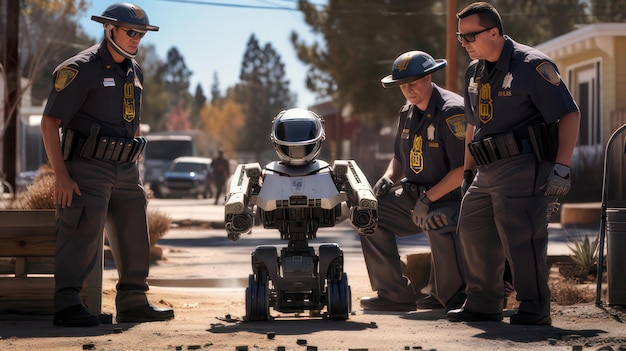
left=551, top=277, right=595, bottom=305
left=148, top=209, right=171, bottom=245
left=11, top=164, right=55, bottom=209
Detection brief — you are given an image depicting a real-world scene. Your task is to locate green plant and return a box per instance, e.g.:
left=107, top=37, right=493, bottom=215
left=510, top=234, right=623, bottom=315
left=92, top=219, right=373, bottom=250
left=567, top=234, right=599, bottom=277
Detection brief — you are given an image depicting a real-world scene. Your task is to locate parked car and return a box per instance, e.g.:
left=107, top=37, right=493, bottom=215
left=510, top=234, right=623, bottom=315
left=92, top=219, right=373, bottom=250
left=156, top=156, right=214, bottom=199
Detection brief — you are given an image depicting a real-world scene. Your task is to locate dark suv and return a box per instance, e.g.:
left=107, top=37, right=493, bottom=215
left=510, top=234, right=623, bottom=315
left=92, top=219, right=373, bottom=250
left=156, top=157, right=214, bottom=199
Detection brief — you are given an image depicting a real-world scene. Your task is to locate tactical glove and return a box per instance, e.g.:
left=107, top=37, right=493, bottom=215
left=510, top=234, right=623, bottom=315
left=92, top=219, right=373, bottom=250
left=423, top=207, right=458, bottom=234
left=411, top=192, right=432, bottom=229
left=461, top=170, right=474, bottom=196
left=372, top=176, right=393, bottom=197
left=545, top=163, right=571, bottom=197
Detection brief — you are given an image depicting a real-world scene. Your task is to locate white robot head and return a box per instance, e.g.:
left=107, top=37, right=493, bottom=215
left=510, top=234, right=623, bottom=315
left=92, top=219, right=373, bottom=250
left=270, top=108, right=325, bottom=166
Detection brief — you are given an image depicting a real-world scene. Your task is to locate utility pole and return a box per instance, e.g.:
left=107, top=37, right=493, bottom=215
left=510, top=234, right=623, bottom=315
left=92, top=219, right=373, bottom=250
left=446, top=0, right=458, bottom=93
left=3, top=0, right=19, bottom=188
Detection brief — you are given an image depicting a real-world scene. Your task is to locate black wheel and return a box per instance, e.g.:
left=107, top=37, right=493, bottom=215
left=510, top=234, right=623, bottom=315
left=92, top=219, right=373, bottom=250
left=326, top=272, right=351, bottom=320
left=245, top=272, right=270, bottom=321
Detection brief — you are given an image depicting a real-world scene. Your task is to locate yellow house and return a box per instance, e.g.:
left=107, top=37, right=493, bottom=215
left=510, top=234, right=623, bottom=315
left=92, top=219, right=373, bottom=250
left=536, top=23, right=626, bottom=204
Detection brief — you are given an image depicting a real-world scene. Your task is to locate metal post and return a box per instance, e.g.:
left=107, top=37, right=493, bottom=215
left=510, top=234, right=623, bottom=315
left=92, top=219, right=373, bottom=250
left=2, top=0, right=19, bottom=188
left=446, top=0, right=458, bottom=93
left=596, top=123, right=626, bottom=305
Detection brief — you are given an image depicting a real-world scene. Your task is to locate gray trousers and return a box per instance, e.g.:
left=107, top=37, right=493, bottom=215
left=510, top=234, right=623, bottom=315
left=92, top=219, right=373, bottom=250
left=360, top=185, right=465, bottom=305
left=54, top=156, right=150, bottom=313
left=459, top=154, right=551, bottom=315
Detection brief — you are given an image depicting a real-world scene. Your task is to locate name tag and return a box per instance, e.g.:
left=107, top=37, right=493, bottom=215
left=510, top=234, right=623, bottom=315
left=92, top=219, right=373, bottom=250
left=401, top=128, right=410, bottom=139
left=103, top=78, right=115, bottom=87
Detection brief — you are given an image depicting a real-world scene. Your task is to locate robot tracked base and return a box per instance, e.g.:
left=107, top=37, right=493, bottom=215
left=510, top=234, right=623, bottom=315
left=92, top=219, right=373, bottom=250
left=245, top=243, right=351, bottom=321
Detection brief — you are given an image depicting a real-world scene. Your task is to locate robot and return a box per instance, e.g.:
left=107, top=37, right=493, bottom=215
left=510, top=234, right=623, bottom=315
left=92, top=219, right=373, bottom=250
left=224, top=108, right=378, bottom=321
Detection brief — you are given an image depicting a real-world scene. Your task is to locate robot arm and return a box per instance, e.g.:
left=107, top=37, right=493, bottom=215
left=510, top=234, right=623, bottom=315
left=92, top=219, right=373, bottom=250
left=332, top=160, right=378, bottom=235
left=224, top=163, right=263, bottom=240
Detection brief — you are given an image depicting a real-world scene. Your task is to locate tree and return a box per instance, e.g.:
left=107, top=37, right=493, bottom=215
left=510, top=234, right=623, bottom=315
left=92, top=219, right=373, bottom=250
left=161, top=46, right=193, bottom=131
left=136, top=43, right=169, bottom=131
left=198, top=94, right=245, bottom=155
left=210, top=71, right=222, bottom=105
left=163, top=46, right=192, bottom=108
left=292, top=0, right=448, bottom=123
left=590, top=0, right=626, bottom=22
left=235, top=34, right=295, bottom=160
left=189, top=83, right=206, bottom=128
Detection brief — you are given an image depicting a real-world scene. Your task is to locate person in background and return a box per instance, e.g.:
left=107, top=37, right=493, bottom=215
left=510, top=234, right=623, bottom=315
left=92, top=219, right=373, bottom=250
left=211, top=148, right=230, bottom=205
left=448, top=2, right=580, bottom=325
left=359, top=50, right=467, bottom=312
left=41, top=3, right=174, bottom=327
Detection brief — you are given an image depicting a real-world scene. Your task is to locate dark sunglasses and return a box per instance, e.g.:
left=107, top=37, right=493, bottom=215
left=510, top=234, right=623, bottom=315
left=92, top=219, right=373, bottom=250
left=119, top=27, right=146, bottom=39
left=456, top=26, right=495, bottom=43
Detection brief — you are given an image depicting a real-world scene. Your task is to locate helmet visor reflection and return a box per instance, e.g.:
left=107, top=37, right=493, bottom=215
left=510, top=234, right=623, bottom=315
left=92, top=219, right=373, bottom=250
left=275, top=119, right=321, bottom=143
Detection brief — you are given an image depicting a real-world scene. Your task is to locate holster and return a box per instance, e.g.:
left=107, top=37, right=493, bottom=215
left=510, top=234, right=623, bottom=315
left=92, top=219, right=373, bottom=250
left=527, top=122, right=559, bottom=163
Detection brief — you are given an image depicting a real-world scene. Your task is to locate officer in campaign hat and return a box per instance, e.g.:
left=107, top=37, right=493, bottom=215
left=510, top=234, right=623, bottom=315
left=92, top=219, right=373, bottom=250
left=359, top=50, right=467, bottom=312
left=41, top=3, right=173, bottom=327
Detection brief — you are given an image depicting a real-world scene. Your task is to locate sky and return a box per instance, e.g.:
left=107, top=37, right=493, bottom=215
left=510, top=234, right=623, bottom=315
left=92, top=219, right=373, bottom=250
left=78, top=0, right=326, bottom=108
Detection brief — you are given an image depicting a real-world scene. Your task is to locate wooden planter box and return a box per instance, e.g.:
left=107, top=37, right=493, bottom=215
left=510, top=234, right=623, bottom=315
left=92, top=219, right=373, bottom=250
left=0, top=209, right=102, bottom=315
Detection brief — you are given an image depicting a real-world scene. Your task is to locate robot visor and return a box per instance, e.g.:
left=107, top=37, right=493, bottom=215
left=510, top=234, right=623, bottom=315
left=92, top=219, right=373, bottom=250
left=274, top=119, right=323, bottom=143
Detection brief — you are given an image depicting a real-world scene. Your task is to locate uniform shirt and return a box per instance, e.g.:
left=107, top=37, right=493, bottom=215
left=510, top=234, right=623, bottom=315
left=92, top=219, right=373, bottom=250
left=393, top=84, right=466, bottom=185
left=464, top=36, right=579, bottom=141
left=43, top=40, right=143, bottom=139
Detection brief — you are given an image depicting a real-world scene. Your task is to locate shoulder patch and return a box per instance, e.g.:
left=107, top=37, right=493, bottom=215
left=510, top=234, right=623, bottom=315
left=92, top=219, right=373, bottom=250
left=54, top=66, right=79, bottom=92
left=445, top=113, right=466, bottom=141
left=536, top=62, right=560, bottom=86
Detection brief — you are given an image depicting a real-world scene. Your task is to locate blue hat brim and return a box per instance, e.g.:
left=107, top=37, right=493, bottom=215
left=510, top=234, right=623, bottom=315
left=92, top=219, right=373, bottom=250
left=380, top=59, right=447, bottom=88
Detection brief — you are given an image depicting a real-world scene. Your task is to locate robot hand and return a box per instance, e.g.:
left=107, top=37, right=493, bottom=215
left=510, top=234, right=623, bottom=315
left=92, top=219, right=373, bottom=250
left=225, top=209, right=254, bottom=240
left=351, top=207, right=377, bottom=235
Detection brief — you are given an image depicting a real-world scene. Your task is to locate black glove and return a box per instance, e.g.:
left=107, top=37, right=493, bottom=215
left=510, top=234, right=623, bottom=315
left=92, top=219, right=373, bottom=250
left=461, top=170, right=474, bottom=196
left=545, top=163, right=571, bottom=197
left=372, top=176, right=393, bottom=197
left=411, top=192, right=432, bottom=229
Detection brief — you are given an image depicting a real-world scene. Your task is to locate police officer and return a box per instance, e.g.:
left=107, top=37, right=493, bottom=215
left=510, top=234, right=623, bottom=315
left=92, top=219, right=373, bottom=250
left=359, top=51, right=467, bottom=312
left=448, top=2, right=580, bottom=325
left=41, top=3, right=174, bottom=327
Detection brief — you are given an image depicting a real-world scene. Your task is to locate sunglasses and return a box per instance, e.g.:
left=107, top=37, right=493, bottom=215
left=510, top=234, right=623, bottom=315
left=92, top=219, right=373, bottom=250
left=119, top=27, right=146, bottom=39
left=456, top=26, right=495, bottom=43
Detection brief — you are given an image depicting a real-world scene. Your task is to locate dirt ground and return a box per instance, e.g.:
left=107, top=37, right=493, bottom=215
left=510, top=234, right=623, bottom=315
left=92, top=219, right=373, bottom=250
left=1, top=224, right=626, bottom=351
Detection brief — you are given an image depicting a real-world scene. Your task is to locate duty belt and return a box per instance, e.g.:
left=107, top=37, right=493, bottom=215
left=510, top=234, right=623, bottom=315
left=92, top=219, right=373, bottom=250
left=468, top=131, right=533, bottom=166
left=401, top=180, right=462, bottom=202
left=62, top=128, right=147, bottom=163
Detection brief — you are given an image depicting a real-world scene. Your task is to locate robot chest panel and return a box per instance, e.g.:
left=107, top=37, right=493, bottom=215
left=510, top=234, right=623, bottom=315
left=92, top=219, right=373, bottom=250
left=257, top=173, right=343, bottom=211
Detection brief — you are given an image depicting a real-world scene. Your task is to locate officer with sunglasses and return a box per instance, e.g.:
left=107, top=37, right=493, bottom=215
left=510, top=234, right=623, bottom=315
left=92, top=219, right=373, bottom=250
left=41, top=3, right=174, bottom=327
left=447, top=2, right=580, bottom=325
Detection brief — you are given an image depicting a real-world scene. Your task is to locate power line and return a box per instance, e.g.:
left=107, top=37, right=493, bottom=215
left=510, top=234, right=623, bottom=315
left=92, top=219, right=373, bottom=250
left=155, top=0, right=299, bottom=11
